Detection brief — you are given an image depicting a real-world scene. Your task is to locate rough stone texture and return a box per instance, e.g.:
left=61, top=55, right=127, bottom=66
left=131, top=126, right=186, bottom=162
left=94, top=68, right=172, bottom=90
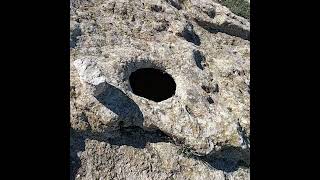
left=70, top=0, right=250, bottom=179
left=73, top=58, right=108, bottom=96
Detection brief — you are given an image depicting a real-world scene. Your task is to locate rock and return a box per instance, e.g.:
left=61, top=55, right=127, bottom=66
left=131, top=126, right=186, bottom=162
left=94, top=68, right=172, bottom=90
left=70, top=0, right=250, bottom=179
left=71, top=127, right=249, bottom=179
left=187, top=0, right=250, bottom=40
left=73, top=57, right=107, bottom=97
left=166, top=0, right=183, bottom=10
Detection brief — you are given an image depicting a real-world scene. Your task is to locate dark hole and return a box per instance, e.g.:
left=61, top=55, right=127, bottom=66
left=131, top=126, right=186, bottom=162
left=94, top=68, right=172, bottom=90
left=205, top=9, right=216, bottom=19
left=167, top=0, right=182, bottom=10
left=213, top=84, right=219, bottom=93
left=150, top=4, right=163, bottom=12
left=193, top=50, right=205, bottom=70
left=129, top=68, right=176, bottom=102
left=181, top=26, right=201, bottom=46
left=207, top=97, right=214, bottom=104
left=201, top=85, right=212, bottom=93
left=185, top=105, right=193, bottom=115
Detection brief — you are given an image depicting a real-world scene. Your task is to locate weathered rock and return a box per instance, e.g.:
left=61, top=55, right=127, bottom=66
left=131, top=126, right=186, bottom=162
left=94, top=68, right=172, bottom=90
left=186, top=0, right=250, bottom=40
left=73, top=57, right=108, bottom=97
left=70, top=0, right=250, bottom=179
left=80, top=141, right=226, bottom=180
left=71, top=127, right=248, bottom=180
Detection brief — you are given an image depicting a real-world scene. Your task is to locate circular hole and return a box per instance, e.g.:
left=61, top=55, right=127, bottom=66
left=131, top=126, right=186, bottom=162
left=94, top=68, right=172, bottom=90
left=129, top=68, right=176, bottom=102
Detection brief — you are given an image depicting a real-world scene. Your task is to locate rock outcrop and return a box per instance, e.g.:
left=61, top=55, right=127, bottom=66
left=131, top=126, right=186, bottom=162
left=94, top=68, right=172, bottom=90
left=70, top=0, right=250, bottom=179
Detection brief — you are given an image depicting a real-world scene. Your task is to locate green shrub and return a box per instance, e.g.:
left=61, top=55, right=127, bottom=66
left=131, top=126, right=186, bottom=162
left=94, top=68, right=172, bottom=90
left=217, top=0, right=250, bottom=20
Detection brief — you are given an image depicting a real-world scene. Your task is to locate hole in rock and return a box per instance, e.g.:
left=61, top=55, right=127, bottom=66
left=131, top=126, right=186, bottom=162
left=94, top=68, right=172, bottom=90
left=193, top=50, right=205, bottom=70
left=129, top=68, right=176, bottom=102
left=207, top=97, right=214, bottom=104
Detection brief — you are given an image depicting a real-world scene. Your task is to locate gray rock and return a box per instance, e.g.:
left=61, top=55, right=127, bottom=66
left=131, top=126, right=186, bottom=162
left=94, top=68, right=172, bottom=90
left=73, top=57, right=107, bottom=97
left=70, top=0, right=250, bottom=179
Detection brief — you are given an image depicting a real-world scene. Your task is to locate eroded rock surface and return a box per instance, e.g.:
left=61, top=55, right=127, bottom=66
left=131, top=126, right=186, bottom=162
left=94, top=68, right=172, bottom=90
left=70, top=0, right=250, bottom=179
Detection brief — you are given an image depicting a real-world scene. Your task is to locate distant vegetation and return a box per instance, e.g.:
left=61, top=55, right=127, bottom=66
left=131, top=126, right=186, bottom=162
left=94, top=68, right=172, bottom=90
left=217, top=0, right=250, bottom=20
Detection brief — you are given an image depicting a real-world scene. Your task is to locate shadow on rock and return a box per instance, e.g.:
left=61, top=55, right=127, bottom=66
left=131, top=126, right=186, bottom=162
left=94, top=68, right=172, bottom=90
left=96, top=84, right=144, bottom=127
left=195, top=19, right=250, bottom=41
left=70, top=128, right=86, bottom=180
left=106, top=126, right=172, bottom=148
left=70, top=85, right=249, bottom=178
left=70, top=84, right=156, bottom=179
left=199, top=146, right=250, bottom=172
left=70, top=126, right=171, bottom=180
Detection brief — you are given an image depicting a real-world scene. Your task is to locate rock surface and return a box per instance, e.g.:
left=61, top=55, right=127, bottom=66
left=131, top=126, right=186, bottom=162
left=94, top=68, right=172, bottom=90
left=70, top=0, right=250, bottom=179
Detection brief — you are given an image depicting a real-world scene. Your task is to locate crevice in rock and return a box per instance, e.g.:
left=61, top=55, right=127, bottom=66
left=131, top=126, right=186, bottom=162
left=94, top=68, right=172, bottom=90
left=237, top=121, right=250, bottom=148
left=195, top=19, right=250, bottom=41
left=213, top=84, right=219, bottom=93
left=224, top=172, right=229, bottom=180
left=201, top=85, right=211, bottom=93
left=192, top=50, right=206, bottom=70
left=185, top=105, right=194, bottom=116
left=165, top=0, right=183, bottom=10
left=207, top=97, right=214, bottom=104
left=178, top=22, right=201, bottom=46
